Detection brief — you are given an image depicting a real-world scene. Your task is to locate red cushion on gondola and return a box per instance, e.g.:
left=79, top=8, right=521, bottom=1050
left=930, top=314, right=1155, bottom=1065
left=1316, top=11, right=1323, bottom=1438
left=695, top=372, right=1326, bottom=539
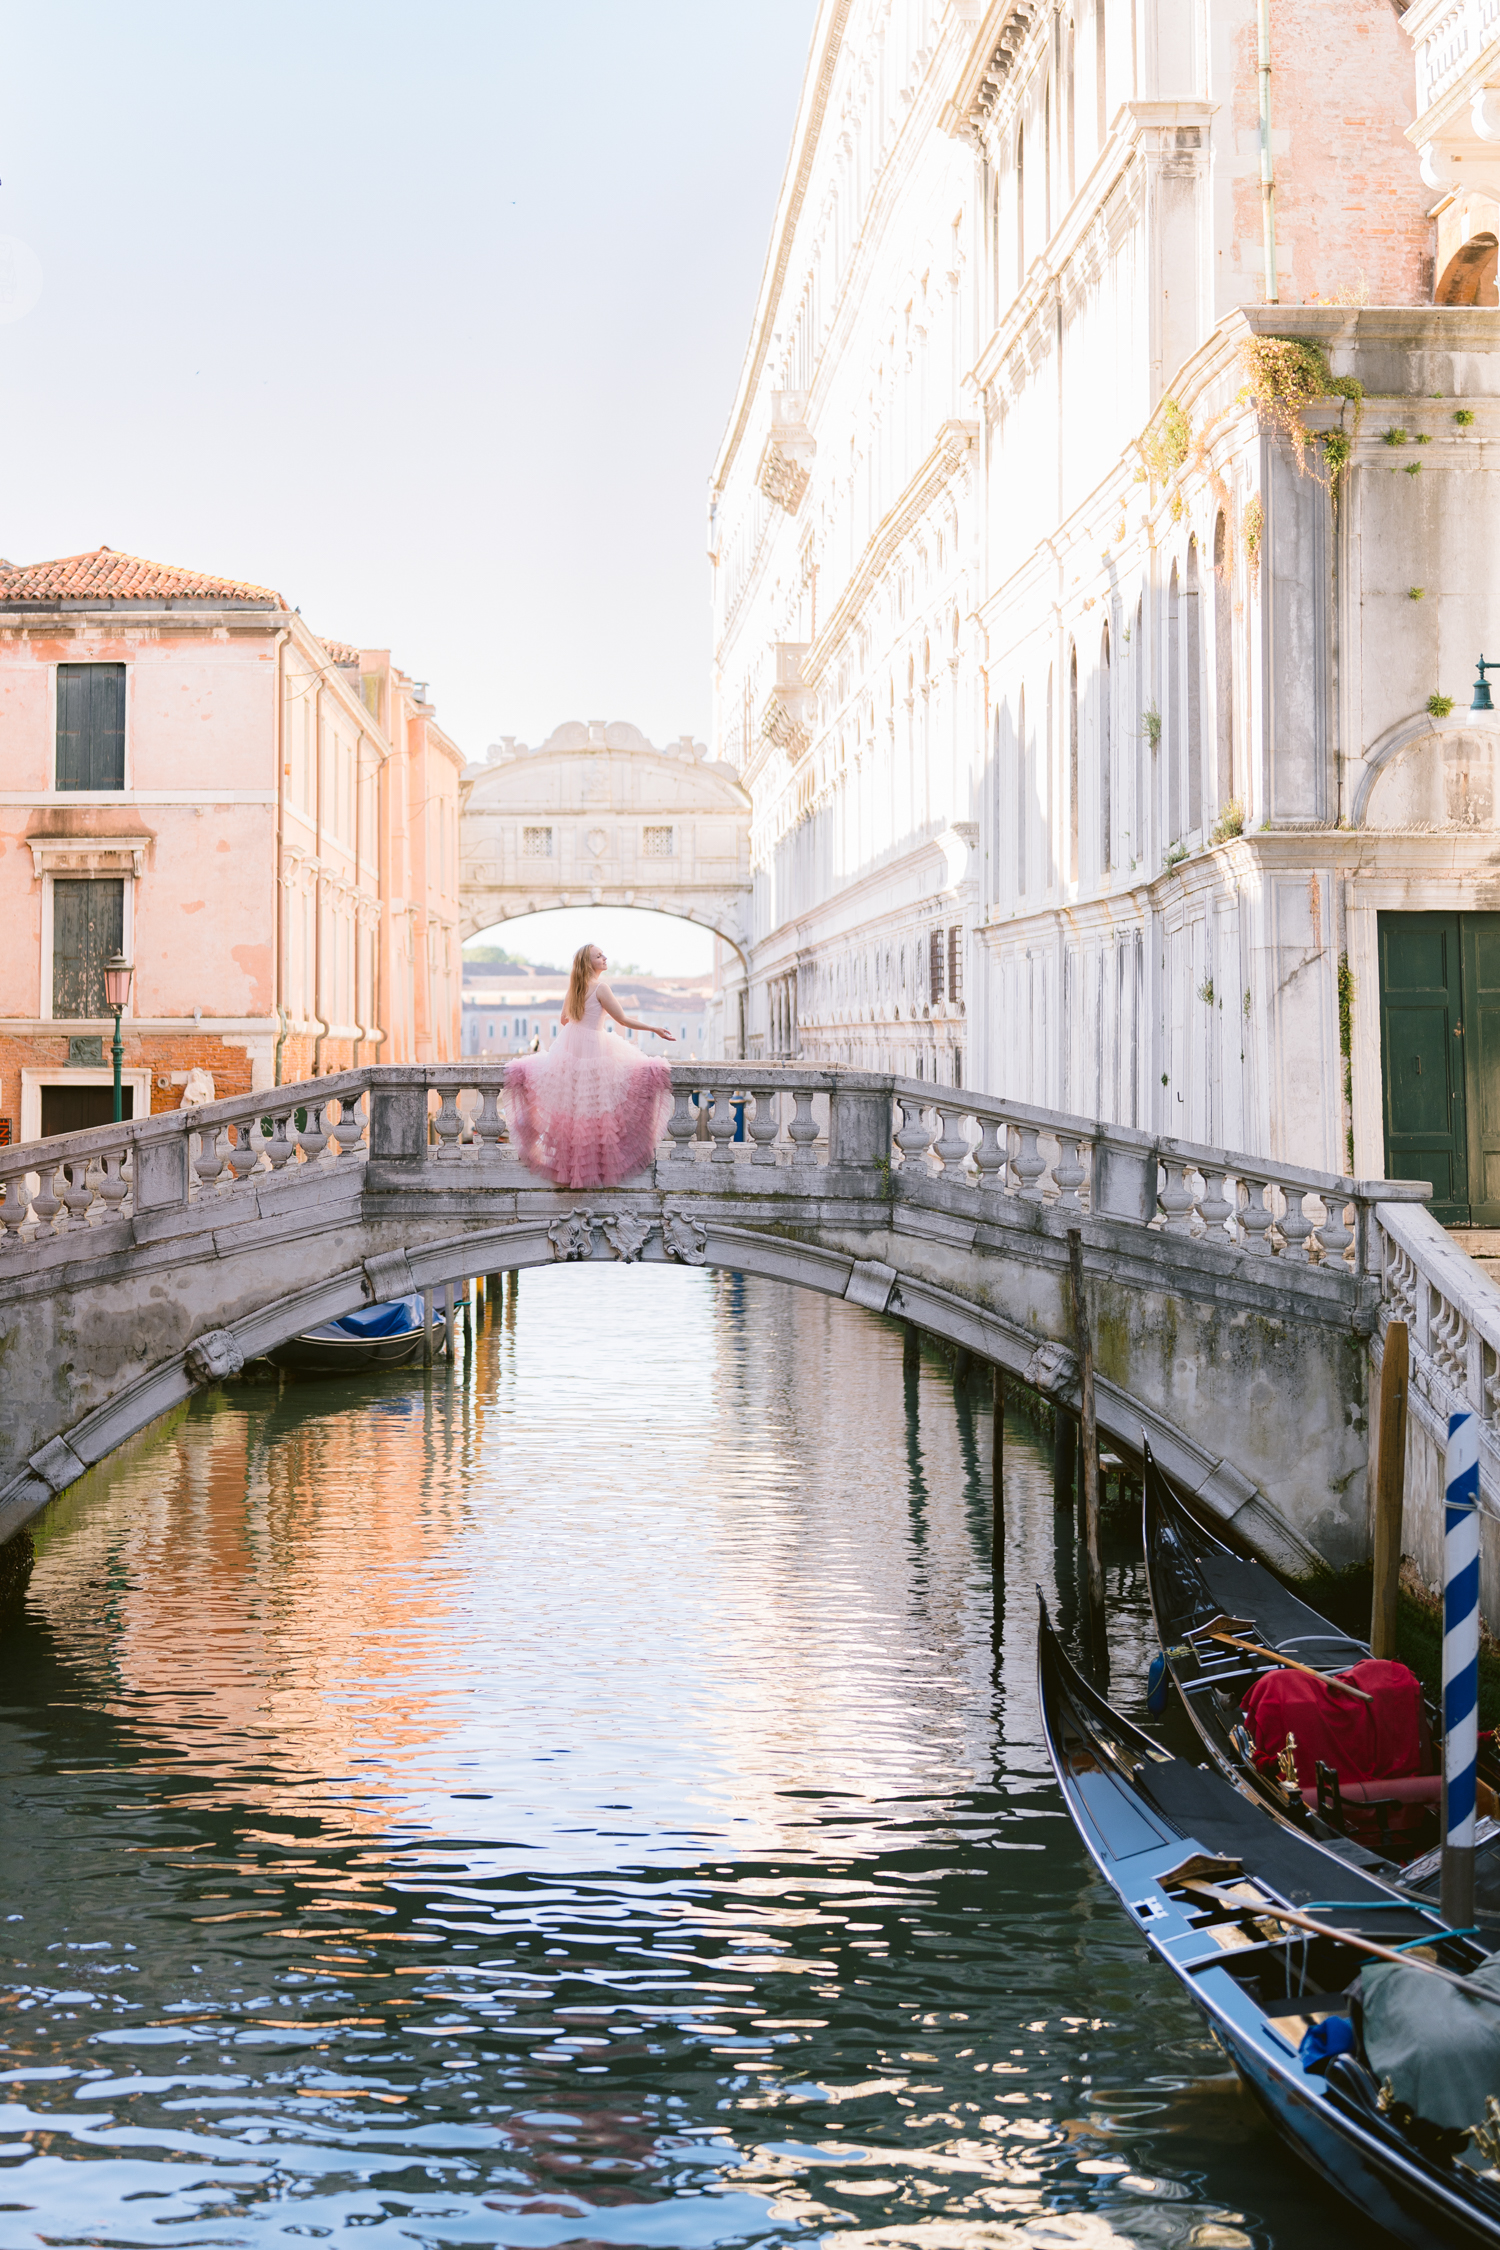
left=1241, top=1657, right=1425, bottom=1789
left=1298, top=1774, right=1442, bottom=1808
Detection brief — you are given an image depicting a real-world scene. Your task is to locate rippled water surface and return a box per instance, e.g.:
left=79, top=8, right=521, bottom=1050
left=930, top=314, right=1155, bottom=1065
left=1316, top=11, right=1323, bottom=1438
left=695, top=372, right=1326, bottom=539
left=1, top=1267, right=1369, bottom=2249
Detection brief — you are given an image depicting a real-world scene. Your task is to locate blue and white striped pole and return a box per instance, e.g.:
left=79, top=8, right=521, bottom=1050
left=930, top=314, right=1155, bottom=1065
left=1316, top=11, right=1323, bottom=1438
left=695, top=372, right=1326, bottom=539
left=1442, top=1409, right=1481, bottom=1928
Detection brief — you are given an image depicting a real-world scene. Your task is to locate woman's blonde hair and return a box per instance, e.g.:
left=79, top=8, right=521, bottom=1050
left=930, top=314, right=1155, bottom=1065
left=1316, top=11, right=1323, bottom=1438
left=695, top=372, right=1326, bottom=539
left=565, top=944, right=601, bottom=1024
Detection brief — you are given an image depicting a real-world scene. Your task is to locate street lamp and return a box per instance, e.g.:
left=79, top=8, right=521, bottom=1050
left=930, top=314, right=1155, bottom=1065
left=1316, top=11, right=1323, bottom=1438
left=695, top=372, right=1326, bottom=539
left=1473, top=656, right=1497, bottom=713
left=102, top=953, right=133, bottom=1123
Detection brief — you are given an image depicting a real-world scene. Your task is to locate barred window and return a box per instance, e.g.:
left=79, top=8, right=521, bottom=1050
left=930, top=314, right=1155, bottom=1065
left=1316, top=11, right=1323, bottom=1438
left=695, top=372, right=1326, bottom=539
left=643, top=826, right=674, bottom=858
left=522, top=826, right=554, bottom=858
left=928, top=927, right=944, bottom=1005
left=947, top=925, right=963, bottom=1006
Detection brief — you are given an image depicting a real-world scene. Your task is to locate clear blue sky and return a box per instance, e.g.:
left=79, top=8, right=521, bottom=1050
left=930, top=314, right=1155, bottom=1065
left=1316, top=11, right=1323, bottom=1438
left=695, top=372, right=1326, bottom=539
left=0, top=1, right=813, bottom=765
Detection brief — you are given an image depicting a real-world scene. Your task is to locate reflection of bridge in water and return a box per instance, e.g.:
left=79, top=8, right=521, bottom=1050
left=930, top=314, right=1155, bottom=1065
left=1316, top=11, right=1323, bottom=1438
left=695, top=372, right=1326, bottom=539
left=6, top=1062, right=1481, bottom=1597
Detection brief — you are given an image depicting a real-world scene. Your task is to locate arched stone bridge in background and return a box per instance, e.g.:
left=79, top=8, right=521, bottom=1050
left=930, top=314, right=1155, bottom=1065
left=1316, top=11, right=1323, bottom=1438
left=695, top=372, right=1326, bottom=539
left=1, top=1064, right=1469, bottom=1594
left=460, top=721, right=753, bottom=958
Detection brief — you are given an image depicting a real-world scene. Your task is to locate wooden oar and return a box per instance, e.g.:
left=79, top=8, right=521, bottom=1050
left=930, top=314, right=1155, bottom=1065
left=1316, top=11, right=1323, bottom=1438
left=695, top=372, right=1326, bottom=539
left=1205, top=1629, right=1373, bottom=1704
left=1188, top=1881, right=1497, bottom=2003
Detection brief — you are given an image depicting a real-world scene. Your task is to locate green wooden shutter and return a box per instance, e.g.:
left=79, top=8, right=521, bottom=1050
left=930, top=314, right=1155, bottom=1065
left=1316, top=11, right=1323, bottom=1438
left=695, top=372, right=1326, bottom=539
left=52, top=879, right=124, bottom=1018
left=1379, top=911, right=1469, bottom=1222
left=56, top=664, right=126, bottom=790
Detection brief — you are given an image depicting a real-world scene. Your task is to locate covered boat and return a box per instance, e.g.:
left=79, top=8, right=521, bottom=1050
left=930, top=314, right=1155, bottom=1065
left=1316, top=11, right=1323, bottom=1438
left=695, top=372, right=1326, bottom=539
left=1039, top=1598, right=1500, bottom=2248
left=1143, top=1441, right=1500, bottom=1884
left=267, top=1293, right=443, bottom=1374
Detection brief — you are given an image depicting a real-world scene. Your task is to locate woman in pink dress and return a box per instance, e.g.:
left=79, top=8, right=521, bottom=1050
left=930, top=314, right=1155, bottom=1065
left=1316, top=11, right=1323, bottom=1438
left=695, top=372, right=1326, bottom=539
left=505, top=945, right=675, bottom=1189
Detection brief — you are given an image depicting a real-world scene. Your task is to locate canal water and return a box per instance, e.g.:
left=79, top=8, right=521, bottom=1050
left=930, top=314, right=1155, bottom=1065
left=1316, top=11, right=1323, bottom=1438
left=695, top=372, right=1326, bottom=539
left=0, top=1267, right=1365, bottom=2250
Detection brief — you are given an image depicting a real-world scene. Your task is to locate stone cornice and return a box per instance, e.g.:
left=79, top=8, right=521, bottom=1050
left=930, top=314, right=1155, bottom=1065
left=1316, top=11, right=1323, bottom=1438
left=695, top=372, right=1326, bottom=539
left=26, top=833, right=154, bottom=879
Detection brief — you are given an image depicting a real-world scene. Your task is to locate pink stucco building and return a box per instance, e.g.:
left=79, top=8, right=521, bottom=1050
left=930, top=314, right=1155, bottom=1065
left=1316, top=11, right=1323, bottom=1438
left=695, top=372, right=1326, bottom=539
left=0, top=547, right=465, bottom=1141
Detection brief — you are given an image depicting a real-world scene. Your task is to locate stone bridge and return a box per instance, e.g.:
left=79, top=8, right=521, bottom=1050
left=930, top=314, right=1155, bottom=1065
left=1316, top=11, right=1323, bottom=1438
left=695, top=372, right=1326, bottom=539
left=0, top=1065, right=1438, bottom=1582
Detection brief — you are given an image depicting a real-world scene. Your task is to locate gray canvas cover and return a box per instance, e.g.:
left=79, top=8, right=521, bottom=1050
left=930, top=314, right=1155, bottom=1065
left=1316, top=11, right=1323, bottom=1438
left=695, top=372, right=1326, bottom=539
left=1360, top=1954, right=1500, bottom=2132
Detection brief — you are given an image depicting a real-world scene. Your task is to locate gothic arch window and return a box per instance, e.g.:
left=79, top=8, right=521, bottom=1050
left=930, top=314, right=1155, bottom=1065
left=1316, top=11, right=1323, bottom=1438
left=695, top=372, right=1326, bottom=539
left=1185, top=536, right=1203, bottom=833
left=1167, top=561, right=1182, bottom=842
left=1068, top=641, right=1080, bottom=883
left=1017, top=685, right=1028, bottom=896
left=1100, top=619, right=1112, bottom=874
left=1213, top=509, right=1233, bottom=805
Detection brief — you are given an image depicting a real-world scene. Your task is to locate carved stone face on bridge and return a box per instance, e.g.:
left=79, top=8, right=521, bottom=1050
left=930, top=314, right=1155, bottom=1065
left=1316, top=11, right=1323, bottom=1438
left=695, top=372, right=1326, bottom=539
left=460, top=721, right=752, bottom=961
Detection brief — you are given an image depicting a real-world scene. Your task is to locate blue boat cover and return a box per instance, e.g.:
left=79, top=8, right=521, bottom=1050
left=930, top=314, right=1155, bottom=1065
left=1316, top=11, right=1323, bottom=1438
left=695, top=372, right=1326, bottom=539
left=303, top=1294, right=424, bottom=1342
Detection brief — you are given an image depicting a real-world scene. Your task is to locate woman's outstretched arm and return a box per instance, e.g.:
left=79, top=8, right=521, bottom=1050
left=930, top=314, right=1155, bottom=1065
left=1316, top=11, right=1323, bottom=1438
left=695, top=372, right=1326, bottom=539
left=594, top=980, right=676, bottom=1039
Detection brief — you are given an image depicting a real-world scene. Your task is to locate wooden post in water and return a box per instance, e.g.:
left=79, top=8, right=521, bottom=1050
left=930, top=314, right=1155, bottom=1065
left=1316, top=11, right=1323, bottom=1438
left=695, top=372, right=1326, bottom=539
left=422, top=1286, right=434, bottom=1366
left=1068, top=1228, right=1104, bottom=1626
left=903, top=1322, right=920, bottom=1378
left=1053, top=1410, right=1077, bottom=1509
left=1371, top=1320, right=1409, bottom=1661
left=444, top=1281, right=458, bottom=1362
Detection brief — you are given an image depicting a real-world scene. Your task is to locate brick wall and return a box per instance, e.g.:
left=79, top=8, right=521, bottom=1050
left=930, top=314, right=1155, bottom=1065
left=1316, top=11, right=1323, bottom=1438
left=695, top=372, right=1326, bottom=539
left=0, top=1033, right=255, bottom=1142
left=1231, top=0, right=1432, bottom=307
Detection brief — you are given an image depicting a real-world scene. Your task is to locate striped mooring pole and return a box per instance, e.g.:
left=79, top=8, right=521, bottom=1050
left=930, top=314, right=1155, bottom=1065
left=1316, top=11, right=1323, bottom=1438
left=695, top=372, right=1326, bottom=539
left=1442, top=1408, right=1481, bottom=1928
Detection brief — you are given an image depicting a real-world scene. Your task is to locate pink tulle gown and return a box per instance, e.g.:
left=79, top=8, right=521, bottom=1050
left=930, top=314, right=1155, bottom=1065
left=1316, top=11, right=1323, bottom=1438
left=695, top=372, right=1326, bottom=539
left=505, top=987, right=673, bottom=1190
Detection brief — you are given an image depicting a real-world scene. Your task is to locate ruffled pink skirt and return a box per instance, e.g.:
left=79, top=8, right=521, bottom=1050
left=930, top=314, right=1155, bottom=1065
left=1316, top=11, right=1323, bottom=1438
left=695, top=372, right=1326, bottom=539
left=505, top=1024, right=673, bottom=1190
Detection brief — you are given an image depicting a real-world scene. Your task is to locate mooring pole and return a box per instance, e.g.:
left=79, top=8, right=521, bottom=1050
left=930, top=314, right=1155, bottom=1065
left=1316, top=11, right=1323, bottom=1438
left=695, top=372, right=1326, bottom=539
left=444, top=1281, right=458, bottom=1363
left=1068, top=1228, right=1104, bottom=1627
left=1371, top=1320, right=1409, bottom=1660
left=422, top=1286, right=434, bottom=1367
left=1442, top=1408, right=1481, bottom=1930
left=903, top=1321, right=920, bottom=1379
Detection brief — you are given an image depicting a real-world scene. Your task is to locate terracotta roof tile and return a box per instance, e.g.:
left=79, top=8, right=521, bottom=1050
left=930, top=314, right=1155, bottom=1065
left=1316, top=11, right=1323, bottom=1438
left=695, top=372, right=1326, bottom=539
left=319, top=638, right=363, bottom=667
left=0, top=545, right=284, bottom=607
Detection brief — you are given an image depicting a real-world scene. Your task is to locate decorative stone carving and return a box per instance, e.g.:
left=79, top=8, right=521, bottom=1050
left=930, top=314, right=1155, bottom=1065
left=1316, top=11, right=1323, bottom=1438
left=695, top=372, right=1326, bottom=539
left=599, top=1211, right=653, bottom=1262
left=185, top=1330, right=245, bottom=1384
left=548, top=1211, right=596, bottom=1261
left=27, top=1435, right=86, bottom=1494
left=363, top=1248, right=416, bottom=1302
left=660, top=1213, right=708, bottom=1265
left=844, top=1258, right=898, bottom=1313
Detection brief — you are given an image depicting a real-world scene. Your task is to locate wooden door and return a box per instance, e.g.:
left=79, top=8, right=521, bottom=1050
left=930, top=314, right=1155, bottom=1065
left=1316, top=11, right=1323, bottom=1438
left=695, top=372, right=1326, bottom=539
left=1378, top=912, right=1469, bottom=1221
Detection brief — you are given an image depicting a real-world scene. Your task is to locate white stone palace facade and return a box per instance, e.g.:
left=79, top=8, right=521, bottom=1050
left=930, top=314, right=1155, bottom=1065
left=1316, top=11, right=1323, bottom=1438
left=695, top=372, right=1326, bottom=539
left=711, top=0, right=1500, bottom=1225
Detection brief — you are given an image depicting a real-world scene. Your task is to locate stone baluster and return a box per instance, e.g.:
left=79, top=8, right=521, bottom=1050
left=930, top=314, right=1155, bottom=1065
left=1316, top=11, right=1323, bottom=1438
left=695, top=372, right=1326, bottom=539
left=432, top=1090, right=464, bottom=1161
left=788, top=1089, right=819, bottom=1168
left=972, top=1115, right=1006, bottom=1191
left=1052, top=1135, right=1087, bottom=1211
left=1198, top=1171, right=1235, bottom=1243
left=893, top=1096, right=935, bottom=1167
left=472, top=1085, right=507, bottom=1149
left=748, top=1088, right=780, bottom=1165
left=709, top=1090, right=740, bottom=1161
left=931, top=1105, right=971, bottom=1177
left=1279, top=1185, right=1315, bottom=1263
left=193, top=1125, right=230, bottom=1194
left=666, top=1086, right=698, bottom=1160
left=1314, top=1194, right=1355, bottom=1267
left=294, top=1100, right=331, bottom=1165
left=1013, top=1127, right=1047, bottom=1201
left=1237, top=1176, right=1275, bottom=1256
left=59, top=1159, right=95, bottom=1227
left=0, top=1166, right=31, bottom=1247
left=331, top=1094, right=366, bottom=1161
left=30, top=1164, right=63, bottom=1237
left=1158, top=1161, right=1198, bottom=1233
left=261, top=1110, right=298, bottom=1170
left=96, top=1148, right=129, bottom=1217
left=228, top=1121, right=262, bottom=1185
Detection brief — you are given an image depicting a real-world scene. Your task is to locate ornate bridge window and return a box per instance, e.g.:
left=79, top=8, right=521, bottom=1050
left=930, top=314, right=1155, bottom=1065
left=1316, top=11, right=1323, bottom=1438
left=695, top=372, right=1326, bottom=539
left=642, top=826, right=675, bottom=858
left=522, top=826, right=554, bottom=858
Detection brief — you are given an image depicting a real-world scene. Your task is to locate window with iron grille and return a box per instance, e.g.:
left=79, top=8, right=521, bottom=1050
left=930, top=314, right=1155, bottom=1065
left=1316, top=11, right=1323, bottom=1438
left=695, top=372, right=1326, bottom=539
left=947, top=925, right=963, bottom=1006
left=928, top=927, right=944, bottom=1005
left=53, top=878, right=124, bottom=1017
left=642, top=826, right=674, bottom=858
left=56, top=664, right=126, bottom=790
left=522, top=826, right=554, bottom=857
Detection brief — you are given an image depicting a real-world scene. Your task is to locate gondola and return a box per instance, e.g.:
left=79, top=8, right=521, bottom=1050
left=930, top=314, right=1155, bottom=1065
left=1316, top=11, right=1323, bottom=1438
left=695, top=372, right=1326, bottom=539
left=267, top=1293, right=445, bottom=1374
left=1143, top=1441, right=1500, bottom=1891
left=1039, top=1598, right=1500, bottom=2248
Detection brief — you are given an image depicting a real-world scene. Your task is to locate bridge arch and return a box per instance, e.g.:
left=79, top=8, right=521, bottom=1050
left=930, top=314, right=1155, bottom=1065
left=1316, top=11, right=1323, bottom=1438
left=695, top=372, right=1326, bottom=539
left=461, top=721, right=752, bottom=962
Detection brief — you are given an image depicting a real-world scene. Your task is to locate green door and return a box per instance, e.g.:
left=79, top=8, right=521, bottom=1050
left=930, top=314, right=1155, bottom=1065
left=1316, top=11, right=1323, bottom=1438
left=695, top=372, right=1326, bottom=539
left=1378, top=912, right=1468, bottom=1221
left=1463, top=916, right=1500, bottom=1225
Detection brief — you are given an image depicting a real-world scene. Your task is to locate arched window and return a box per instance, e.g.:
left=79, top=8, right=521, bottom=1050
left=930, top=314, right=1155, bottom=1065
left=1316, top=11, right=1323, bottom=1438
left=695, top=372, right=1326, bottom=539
left=1068, top=642, right=1080, bottom=883
left=1100, top=620, right=1112, bottom=874
left=1185, top=536, right=1203, bottom=833
left=1437, top=234, right=1499, bottom=305
left=1017, top=686, right=1028, bottom=896
left=1213, top=510, right=1233, bottom=807
left=1167, top=562, right=1182, bottom=843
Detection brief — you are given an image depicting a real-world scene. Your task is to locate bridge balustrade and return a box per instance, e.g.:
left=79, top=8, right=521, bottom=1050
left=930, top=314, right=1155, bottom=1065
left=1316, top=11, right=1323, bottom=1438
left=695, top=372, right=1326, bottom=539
left=0, top=1061, right=1419, bottom=1279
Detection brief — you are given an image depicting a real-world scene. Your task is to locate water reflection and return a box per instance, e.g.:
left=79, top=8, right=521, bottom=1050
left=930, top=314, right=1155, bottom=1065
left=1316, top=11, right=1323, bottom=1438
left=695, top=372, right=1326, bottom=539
left=0, top=1267, right=1358, bottom=2248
